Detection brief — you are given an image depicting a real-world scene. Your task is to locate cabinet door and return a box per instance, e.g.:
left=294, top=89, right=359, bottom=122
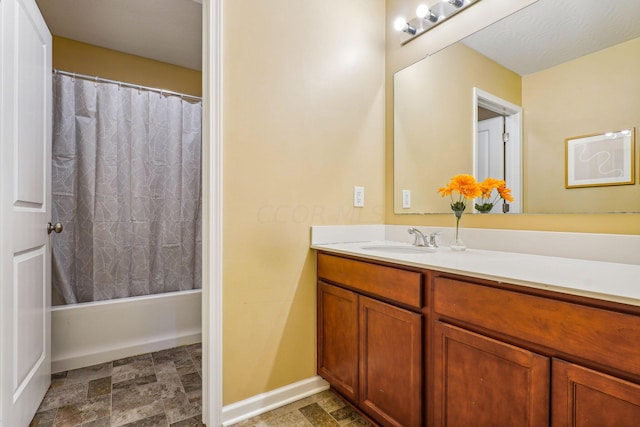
left=317, top=282, right=359, bottom=401
left=433, top=322, right=549, bottom=427
left=359, top=296, right=422, bottom=427
left=552, top=359, right=640, bottom=427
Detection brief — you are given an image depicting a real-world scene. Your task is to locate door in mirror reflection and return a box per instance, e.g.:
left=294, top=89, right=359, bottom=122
left=474, top=88, right=523, bottom=213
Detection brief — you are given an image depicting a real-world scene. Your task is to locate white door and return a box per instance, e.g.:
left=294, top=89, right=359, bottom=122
left=476, top=116, right=504, bottom=213
left=477, top=116, right=504, bottom=181
left=474, top=87, right=523, bottom=214
left=0, top=0, right=52, bottom=426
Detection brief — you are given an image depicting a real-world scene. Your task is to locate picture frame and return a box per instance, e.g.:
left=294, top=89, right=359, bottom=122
left=565, top=128, right=635, bottom=188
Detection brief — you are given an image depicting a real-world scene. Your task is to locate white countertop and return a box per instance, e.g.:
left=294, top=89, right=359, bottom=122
left=311, top=240, right=640, bottom=307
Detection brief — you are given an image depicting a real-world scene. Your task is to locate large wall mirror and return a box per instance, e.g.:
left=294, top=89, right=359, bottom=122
left=394, top=0, right=640, bottom=214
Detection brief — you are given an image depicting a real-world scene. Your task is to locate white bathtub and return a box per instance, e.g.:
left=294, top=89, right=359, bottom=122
left=51, top=289, right=202, bottom=373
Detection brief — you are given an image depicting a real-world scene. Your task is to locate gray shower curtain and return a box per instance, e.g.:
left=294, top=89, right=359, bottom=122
left=52, top=73, right=202, bottom=304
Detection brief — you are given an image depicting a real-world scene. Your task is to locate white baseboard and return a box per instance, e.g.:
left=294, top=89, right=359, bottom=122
left=222, top=376, right=330, bottom=426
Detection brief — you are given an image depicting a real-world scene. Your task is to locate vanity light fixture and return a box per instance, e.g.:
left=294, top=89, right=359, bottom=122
left=394, top=17, right=417, bottom=34
left=395, top=0, right=481, bottom=45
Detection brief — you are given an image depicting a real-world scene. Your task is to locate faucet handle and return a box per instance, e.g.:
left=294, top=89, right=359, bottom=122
left=429, top=232, right=441, bottom=248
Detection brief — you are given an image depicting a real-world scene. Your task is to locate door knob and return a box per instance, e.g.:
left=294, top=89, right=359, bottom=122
left=47, top=222, right=63, bottom=234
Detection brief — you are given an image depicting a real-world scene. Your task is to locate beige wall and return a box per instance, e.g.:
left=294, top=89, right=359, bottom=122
left=222, top=0, right=385, bottom=404
left=523, top=37, right=640, bottom=213
left=394, top=42, right=521, bottom=212
left=385, top=0, right=640, bottom=234
left=52, top=36, right=202, bottom=97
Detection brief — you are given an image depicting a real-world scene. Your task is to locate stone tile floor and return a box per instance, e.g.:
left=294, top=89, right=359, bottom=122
left=30, top=342, right=372, bottom=427
left=30, top=343, right=203, bottom=427
left=231, top=390, right=373, bottom=427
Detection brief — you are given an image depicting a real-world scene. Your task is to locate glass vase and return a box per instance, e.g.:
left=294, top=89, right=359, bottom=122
left=451, top=208, right=466, bottom=251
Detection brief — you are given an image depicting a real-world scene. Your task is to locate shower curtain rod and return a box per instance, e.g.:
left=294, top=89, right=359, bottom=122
left=53, top=69, right=202, bottom=102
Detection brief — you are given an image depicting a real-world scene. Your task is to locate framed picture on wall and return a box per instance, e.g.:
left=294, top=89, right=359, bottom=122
left=565, top=128, right=635, bottom=188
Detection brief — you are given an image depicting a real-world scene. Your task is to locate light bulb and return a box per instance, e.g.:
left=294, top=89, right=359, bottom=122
left=394, top=17, right=407, bottom=32
left=416, top=4, right=429, bottom=19
left=417, top=4, right=439, bottom=23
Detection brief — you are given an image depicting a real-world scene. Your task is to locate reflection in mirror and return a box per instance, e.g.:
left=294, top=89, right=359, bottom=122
left=565, top=129, right=635, bottom=189
left=473, top=88, right=522, bottom=213
left=394, top=0, right=640, bottom=214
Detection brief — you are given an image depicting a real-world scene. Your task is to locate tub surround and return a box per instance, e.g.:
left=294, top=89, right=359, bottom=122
left=51, top=290, right=202, bottom=373
left=311, top=225, right=640, bottom=306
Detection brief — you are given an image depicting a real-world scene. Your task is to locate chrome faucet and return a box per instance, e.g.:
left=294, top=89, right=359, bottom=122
left=408, top=228, right=441, bottom=248
left=408, top=227, right=428, bottom=247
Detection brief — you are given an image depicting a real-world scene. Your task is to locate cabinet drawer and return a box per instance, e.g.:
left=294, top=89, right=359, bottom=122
left=434, top=277, right=640, bottom=378
left=318, top=253, right=423, bottom=309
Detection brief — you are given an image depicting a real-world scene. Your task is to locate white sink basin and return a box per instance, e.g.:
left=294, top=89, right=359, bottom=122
left=360, top=244, right=436, bottom=254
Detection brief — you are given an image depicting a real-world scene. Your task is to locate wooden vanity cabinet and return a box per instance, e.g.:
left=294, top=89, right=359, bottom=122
left=432, top=274, right=640, bottom=427
left=317, top=253, right=424, bottom=427
left=358, top=295, right=422, bottom=426
left=317, top=251, right=640, bottom=426
left=552, top=359, right=640, bottom=426
left=433, top=322, right=550, bottom=426
left=317, top=282, right=359, bottom=401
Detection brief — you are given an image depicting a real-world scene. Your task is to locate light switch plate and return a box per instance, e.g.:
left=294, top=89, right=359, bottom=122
left=354, top=186, right=365, bottom=207
left=402, top=189, right=411, bottom=208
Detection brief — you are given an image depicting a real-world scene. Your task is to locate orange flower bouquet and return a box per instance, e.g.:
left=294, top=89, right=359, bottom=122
left=437, top=174, right=481, bottom=250
left=475, top=178, right=514, bottom=213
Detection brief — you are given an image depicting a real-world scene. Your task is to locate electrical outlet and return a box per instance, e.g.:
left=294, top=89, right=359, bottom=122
left=354, top=186, right=365, bottom=207
left=402, top=189, right=411, bottom=208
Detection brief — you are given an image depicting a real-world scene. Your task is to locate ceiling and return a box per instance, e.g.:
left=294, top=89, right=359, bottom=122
left=35, top=0, right=202, bottom=70
left=34, top=0, right=640, bottom=77
left=463, top=0, right=640, bottom=76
